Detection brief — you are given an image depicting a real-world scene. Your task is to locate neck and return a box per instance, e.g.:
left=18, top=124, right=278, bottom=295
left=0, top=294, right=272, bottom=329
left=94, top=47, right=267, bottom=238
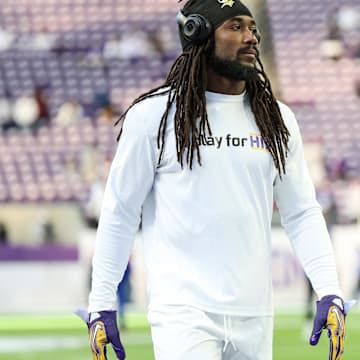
left=206, top=67, right=246, bottom=95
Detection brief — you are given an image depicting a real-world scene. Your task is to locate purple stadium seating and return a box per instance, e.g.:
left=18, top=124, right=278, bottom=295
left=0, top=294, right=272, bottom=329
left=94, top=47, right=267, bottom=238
left=0, top=0, right=358, bottom=203
left=266, top=0, right=360, bottom=177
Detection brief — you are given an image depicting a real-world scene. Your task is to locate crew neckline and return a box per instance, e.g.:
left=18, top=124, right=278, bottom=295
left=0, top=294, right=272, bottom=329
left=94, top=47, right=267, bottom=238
left=205, top=90, right=246, bottom=103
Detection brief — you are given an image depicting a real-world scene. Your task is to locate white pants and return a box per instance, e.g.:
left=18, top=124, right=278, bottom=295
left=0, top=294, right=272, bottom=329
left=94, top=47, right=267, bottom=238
left=148, top=305, right=273, bottom=360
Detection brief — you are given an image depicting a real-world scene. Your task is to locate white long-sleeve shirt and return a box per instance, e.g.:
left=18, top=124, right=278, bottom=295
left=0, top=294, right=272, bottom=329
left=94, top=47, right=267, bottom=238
left=88, top=90, right=342, bottom=315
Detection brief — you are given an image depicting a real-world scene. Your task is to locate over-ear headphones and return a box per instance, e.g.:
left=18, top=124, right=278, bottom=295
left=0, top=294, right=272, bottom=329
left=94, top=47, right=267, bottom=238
left=176, top=11, right=212, bottom=45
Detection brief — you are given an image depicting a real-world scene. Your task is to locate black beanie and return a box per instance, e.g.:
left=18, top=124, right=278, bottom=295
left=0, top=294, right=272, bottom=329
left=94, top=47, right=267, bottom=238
left=179, top=0, right=253, bottom=50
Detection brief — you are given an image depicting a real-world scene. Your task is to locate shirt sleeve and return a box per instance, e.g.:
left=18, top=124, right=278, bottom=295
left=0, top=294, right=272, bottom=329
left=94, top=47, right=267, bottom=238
left=273, top=105, right=343, bottom=299
left=88, top=106, right=157, bottom=312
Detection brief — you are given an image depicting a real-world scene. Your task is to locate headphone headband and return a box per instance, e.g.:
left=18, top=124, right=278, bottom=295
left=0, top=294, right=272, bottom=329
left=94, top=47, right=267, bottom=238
left=177, top=1, right=255, bottom=50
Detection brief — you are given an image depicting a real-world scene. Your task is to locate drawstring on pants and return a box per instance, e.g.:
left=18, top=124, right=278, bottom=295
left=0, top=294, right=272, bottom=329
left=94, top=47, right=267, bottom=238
left=223, top=315, right=238, bottom=352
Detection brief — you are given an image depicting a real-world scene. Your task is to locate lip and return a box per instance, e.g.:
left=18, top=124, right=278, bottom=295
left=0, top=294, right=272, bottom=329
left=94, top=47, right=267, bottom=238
left=241, top=52, right=256, bottom=59
left=237, top=48, right=258, bottom=62
left=238, top=52, right=257, bottom=63
left=240, top=48, right=257, bottom=56
left=238, top=46, right=258, bottom=54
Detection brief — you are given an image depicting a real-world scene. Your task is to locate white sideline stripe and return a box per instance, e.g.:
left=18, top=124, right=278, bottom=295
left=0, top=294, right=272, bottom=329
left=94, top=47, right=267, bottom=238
left=276, top=321, right=360, bottom=329
left=0, top=334, right=152, bottom=353
left=0, top=336, right=86, bottom=353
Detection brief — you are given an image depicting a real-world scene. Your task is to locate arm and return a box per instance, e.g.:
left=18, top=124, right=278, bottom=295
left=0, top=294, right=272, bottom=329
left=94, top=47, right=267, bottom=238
left=79, top=107, right=157, bottom=359
left=89, top=106, right=157, bottom=312
left=273, top=106, right=354, bottom=358
left=273, top=106, right=342, bottom=299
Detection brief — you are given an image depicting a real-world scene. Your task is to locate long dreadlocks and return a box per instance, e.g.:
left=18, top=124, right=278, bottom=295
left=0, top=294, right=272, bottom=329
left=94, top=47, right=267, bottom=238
left=116, top=4, right=290, bottom=176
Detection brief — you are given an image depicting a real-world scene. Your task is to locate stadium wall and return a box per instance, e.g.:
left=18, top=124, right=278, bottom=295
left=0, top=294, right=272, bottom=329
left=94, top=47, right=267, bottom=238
left=0, top=203, right=83, bottom=245
left=1, top=226, right=359, bottom=314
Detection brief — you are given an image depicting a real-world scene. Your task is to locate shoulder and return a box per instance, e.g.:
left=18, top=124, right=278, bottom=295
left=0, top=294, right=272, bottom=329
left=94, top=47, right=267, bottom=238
left=277, top=101, right=296, bottom=123
left=128, top=88, right=171, bottom=120
left=124, top=88, right=172, bottom=134
left=121, top=88, right=172, bottom=146
left=277, top=100, right=300, bottom=135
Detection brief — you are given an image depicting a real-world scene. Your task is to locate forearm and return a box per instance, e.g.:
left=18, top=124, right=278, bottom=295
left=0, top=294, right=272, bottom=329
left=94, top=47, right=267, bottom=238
left=303, top=254, right=342, bottom=299
left=88, top=208, right=140, bottom=312
left=284, top=206, right=342, bottom=299
left=88, top=175, right=144, bottom=313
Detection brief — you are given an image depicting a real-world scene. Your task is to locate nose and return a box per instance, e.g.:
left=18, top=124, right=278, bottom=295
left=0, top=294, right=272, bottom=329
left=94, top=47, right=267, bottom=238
left=243, top=29, right=259, bottom=45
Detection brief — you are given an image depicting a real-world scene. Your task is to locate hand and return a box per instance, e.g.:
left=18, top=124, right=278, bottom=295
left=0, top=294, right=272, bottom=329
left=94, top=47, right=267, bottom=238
left=309, top=295, right=355, bottom=360
left=75, top=309, right=126, bottom=360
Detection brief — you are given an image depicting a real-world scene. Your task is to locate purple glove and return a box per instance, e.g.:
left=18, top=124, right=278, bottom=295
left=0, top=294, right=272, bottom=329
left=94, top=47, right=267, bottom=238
left=76, top=309, right=126, bottom=360
left=309, top=295, right=346, bottom=360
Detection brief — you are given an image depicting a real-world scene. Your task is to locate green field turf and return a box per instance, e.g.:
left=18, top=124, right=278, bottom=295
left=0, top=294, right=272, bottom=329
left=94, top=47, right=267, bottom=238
left=0, top=312, right=359, bottom=359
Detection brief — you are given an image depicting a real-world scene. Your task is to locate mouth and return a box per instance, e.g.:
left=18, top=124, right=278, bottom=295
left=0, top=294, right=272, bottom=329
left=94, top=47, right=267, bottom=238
left=237, top=48, right=258, bottom=60
left=240, top=53, right=256, bottom=60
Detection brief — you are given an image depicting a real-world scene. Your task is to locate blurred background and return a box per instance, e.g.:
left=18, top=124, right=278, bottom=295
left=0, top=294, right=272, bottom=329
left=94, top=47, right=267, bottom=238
left=0, top=0, right=359, bottom=359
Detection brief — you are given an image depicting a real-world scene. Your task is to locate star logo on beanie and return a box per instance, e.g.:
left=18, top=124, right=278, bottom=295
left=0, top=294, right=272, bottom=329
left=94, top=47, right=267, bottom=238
left=218, top=0, right=235, bottom=8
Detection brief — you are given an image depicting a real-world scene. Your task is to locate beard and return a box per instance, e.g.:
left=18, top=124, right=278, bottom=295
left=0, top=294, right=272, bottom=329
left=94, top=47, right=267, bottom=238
left=207, top=49, right=259, bottom=82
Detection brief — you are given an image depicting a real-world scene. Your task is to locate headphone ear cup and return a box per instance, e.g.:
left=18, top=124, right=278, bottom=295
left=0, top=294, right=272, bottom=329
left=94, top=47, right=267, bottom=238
left=177, top=12, right=212, bottom=45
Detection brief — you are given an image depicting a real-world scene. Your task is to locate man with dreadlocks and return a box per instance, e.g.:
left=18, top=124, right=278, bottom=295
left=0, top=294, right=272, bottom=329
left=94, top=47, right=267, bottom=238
left=77, top=1, right=355, bottom=359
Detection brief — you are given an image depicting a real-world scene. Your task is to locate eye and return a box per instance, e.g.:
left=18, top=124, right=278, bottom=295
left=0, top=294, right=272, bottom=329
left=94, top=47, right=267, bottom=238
left=230, top=24, right=241, bottom=30
left=250, top=28, right=258, bottom=35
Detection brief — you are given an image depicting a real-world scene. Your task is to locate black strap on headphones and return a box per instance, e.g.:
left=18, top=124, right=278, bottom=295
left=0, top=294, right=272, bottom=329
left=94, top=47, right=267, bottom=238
left=176, top=11, right=212, bottom=45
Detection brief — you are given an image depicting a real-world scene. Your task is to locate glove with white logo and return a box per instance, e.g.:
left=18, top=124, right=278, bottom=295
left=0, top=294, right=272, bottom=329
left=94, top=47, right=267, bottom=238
left=76, top=309, right=126, bottom=360
left=309, top=295, right=355, bottom=360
